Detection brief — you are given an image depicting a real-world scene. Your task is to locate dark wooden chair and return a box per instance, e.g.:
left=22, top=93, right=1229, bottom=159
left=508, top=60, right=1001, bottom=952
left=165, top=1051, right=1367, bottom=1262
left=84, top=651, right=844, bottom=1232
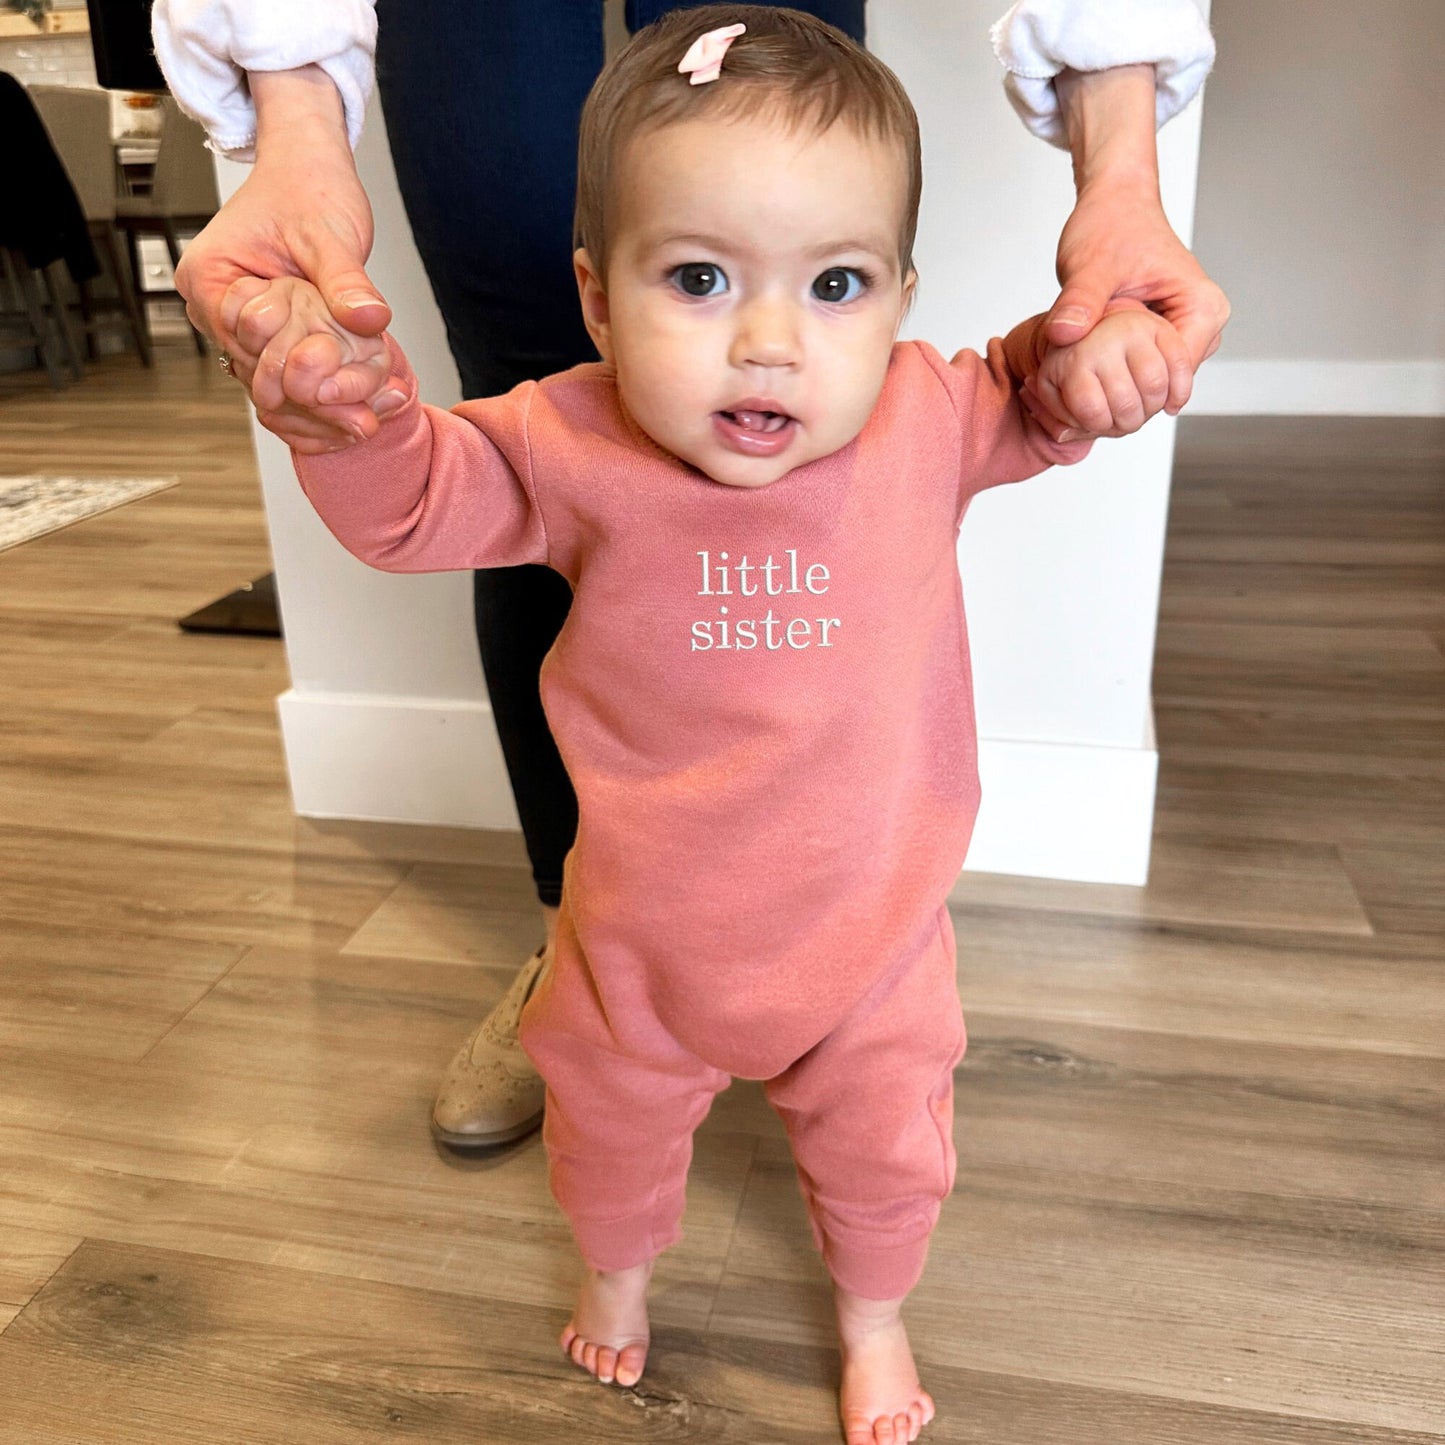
left=113, top=97, right=220, bottom=357
left=29, top=82, right=153, bottom=367
left=0, top=72, right=94, bottom=388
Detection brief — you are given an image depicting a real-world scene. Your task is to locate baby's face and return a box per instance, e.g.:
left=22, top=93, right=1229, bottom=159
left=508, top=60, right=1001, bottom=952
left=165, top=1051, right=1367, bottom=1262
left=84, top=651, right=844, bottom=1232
left=575, top=111, right=916, bottom=488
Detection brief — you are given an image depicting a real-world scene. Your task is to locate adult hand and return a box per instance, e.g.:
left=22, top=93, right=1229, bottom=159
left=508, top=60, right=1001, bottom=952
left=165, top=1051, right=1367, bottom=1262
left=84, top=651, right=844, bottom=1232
left=175, top=66, right=396, bottom=445
left=1044, top=178, right=1230, bottom=382
left=1029, top=65, right=1230, bottom=437
left=219, top=274, right=407, bottom=453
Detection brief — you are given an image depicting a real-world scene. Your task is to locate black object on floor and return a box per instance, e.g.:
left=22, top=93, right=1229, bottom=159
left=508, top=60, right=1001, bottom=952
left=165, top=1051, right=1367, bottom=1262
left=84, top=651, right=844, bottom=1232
left=178, top=571, right=282, bottom=637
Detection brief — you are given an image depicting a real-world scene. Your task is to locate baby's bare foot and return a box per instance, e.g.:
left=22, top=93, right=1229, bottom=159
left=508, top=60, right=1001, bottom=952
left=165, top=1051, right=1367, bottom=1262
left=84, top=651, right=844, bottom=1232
left=559, top=1259, right=654, bottom=1387
left=835, top=1287, right=936, bottom=1444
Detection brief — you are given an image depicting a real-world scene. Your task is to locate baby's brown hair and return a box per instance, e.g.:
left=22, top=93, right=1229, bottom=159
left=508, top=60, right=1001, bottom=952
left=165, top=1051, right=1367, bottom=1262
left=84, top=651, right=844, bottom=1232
left=574, top=5, right=922, bottom=281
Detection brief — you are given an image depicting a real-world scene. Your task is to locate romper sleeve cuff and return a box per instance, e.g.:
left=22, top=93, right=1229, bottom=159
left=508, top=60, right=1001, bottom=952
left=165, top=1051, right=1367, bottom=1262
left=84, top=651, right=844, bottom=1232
left=151, top=0, right=377, bottom=162
left=989, top=0, right=1215, bottom=149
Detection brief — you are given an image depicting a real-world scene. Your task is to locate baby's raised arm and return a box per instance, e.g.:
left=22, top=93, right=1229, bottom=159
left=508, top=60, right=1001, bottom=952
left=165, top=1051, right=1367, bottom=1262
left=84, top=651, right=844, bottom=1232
left=927, top=299, right=1192, bottom=514
left=288, top=332, right=549, bottom=576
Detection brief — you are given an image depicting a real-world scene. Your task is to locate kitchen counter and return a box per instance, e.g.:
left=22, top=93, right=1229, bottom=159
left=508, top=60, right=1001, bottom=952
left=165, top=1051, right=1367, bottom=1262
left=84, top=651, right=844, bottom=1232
left=0, top=10, right=89, bottom=38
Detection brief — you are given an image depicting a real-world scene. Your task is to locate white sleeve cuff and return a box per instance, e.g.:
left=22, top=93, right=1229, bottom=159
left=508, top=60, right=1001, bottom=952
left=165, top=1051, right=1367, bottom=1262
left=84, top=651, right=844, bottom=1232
left=990, top=0, right=1215, bottom=149
left=152, top=0, right=377, bottom=162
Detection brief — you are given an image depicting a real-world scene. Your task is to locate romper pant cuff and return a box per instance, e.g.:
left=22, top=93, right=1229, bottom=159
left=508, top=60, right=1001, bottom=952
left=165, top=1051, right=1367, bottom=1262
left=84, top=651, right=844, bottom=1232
left=823, top=1229, right=934, bottom=1301
left=569, top=1187, right=686, bottom=1273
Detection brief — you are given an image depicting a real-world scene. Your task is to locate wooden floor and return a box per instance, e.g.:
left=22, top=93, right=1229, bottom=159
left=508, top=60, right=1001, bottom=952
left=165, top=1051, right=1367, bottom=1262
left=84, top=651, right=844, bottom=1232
left=0, top=346, right=1442, bottom=1443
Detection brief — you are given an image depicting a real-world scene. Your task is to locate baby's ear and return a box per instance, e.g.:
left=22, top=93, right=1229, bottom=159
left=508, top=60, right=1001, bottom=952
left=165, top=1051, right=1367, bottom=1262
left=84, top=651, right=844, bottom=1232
left=896, top=267, right=918, bottom=332
left=573, top=248, right=613, bottom=363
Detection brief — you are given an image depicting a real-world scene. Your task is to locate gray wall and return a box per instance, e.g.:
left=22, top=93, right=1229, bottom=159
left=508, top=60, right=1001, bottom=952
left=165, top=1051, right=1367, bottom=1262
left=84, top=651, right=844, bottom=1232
left=1194, top=0, right=1445, bottom=364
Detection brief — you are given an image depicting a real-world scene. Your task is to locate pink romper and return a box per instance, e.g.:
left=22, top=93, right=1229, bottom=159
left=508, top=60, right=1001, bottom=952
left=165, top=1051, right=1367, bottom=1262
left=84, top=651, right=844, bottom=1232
left=295, top=325, right=1090, bottom=1298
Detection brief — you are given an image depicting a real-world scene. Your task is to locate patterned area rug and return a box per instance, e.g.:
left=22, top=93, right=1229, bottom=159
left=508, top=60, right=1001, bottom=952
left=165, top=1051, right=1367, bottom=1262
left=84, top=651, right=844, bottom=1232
left=0, top=474, right=180, bottom=553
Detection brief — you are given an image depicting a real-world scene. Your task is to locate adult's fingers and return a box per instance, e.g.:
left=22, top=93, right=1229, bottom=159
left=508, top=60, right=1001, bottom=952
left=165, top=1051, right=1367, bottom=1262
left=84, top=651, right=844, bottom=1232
left=248, top=312, right=301, bottom=415
left=220, top=275, right=272, bottom=342
left=255, top=390, right=376, bottom=445
left=313, top=356, right=394, bottom=407
left=172, top=241, right=227, bottom=343
left=230, top=285, right=301, bottom=375
left=283, top=332, right=392, bottom=410
left=1155, top=275, right=1231, bottom=373
left=255, top=406, right=361, bottom=454
left=278, top=331, right=346, bottom=405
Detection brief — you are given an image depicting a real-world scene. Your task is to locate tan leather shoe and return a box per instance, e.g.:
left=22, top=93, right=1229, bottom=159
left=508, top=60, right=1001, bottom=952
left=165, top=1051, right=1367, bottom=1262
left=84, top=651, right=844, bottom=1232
left=431, top=946, right=548, bottom=1149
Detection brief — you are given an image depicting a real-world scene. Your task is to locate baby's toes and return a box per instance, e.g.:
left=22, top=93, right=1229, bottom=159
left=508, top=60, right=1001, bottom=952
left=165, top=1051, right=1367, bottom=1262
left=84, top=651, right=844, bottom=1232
left=566, top=1332, right=588, bottom=1370
left=615, top=1342, right=648, bottom=1388
left=595, top=1345, right=619, bottom=1384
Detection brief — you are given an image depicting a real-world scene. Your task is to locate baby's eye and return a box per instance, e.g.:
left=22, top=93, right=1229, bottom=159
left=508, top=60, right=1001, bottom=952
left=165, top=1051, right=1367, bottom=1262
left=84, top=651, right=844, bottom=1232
left=671, top=263, right=728, bottom=298
left=812, top=268, right=867, bottom=304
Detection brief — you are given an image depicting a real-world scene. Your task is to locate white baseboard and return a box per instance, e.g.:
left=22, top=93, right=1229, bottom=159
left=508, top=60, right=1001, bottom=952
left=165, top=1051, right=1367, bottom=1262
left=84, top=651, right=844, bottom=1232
left=277, top=690, right=521, bottom=831
left=278, top=689, right=1158, bottom=886
left=966, top=731, right=1159, bottom=886
left=1189, top=360, right=1445, bottom=416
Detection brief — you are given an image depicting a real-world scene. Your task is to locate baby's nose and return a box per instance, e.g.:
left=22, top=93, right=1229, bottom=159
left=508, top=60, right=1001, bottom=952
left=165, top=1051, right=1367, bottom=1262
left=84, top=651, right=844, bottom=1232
left=730, top=295, right=800, bottom=368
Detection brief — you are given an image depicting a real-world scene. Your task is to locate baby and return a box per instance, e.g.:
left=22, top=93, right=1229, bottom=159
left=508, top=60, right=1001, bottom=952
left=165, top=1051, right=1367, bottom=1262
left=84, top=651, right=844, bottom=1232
left=231, top=8, right=1188, bottom=1442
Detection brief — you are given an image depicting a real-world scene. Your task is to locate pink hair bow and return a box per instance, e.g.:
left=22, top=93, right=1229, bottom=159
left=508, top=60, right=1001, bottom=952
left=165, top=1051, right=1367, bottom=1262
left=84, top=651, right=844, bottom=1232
left=678, top=23, right=746, bottom=85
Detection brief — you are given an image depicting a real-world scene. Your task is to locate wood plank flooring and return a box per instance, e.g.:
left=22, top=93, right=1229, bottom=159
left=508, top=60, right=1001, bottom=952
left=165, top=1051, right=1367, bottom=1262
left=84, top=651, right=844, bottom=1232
left=1, top=348, right=1442, bottom=1442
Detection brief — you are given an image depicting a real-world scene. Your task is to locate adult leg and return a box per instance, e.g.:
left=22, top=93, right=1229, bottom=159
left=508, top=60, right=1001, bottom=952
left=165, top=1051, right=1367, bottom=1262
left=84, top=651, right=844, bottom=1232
left=374, top=0, right=600, bottom=1144
left=764, top=904, right=964, bottom=1443
left=627, top=0, right=864, bottom=43
left=376, top=0, right=597, bottom=903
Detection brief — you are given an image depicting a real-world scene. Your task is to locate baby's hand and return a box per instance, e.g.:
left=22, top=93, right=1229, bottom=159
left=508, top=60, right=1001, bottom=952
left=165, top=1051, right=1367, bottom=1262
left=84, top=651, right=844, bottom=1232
left=220, top=274, right=408, bottom=455
left=1023, top=301, right=1191, bottom=443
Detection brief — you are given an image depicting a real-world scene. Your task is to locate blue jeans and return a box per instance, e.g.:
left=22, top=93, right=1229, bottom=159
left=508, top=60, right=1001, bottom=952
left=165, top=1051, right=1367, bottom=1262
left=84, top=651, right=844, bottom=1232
left=374, top=0, right=867, bottom=906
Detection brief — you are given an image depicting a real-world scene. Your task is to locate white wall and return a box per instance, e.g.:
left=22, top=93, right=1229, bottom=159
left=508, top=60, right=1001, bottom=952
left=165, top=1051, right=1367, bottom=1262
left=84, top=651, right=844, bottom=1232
left=1189, top=0, right=1445, bottom=415
left=244, top=0, right=1209, bottom=884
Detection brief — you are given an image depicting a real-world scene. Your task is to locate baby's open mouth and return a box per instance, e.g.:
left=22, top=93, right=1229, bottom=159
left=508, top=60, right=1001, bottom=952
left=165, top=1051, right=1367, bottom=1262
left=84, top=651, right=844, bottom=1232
left=712, top=404, right=798, bottom=458
left=720, top=409, right=791, bottom=434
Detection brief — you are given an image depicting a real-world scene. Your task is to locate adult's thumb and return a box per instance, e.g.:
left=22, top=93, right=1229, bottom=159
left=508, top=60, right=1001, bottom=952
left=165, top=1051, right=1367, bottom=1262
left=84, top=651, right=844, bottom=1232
left=1042, top=275, right=1113, bottom=347
left=310, top=235, right=391, bottom=336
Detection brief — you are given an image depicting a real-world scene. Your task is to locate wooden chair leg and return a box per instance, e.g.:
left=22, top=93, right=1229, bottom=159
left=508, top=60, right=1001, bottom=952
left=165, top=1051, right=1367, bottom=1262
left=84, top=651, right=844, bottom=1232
left=163, top=221, right=207, bottom=356
left=7, top=250, right=65, bottom=389
left=42, top=261, right=85, bottom=382
left=102, top=224, right=153, bottom=367
left=80, top=222, right=105, bottom=363
left=77, top=277, right=100, bottom=361
left=120, top=221, right=154, bottom=358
